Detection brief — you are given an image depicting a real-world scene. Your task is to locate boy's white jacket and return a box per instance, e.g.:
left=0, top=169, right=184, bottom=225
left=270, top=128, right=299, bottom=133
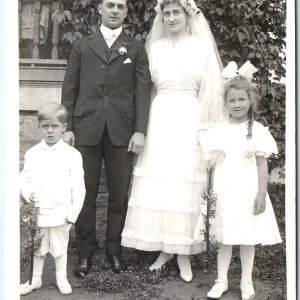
left=20, top=139, right=86, bottom=226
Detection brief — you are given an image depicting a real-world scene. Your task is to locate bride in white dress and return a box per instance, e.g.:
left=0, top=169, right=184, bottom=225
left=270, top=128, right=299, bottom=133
left=121, top=0, right=224, bottom=282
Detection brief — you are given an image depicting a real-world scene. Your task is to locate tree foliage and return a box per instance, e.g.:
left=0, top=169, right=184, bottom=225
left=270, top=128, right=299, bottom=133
left=197, top=0, right=286, bottom=172
left=53, top=0, right=286, bottom=174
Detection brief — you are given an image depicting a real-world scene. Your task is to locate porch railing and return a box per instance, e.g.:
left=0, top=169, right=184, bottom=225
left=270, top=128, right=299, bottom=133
left=19, top=0, right=64, bottom=60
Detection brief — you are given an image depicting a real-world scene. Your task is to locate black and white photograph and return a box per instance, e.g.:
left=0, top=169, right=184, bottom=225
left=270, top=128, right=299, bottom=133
left=2, top=0, right=296, bottom=299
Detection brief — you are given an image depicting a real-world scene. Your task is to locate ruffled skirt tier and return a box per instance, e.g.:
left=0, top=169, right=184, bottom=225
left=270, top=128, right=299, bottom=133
left=122, top=91, right=207, bottom=255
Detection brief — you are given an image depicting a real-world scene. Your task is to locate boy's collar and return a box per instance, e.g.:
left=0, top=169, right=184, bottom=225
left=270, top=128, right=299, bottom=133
left=39, top=138, right=65, bottom=150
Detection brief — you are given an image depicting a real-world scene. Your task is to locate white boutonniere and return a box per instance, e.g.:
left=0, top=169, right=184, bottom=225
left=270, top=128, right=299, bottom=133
left=118, top=42, right=128, bottom=55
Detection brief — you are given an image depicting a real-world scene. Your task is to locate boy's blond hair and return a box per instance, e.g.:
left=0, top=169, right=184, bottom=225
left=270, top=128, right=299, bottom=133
left=37, top=102, right=68, bottom=123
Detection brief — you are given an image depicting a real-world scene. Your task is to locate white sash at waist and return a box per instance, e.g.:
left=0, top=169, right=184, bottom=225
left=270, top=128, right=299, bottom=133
left=157, top=88, right=198, bottom=96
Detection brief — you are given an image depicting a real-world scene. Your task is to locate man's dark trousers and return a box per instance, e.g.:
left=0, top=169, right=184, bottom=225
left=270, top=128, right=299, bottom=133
left=75, top=125, right=134, bottom=258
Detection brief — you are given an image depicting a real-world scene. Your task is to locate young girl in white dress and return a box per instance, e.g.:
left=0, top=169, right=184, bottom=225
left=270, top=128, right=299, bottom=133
left=199, top=74, right=282, bottom=299
left=121, top=0, right=224, bottom=282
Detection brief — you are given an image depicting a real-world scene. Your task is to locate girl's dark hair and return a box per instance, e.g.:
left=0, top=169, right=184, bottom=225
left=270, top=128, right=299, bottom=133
left=224, top=75, right=260, bottom=139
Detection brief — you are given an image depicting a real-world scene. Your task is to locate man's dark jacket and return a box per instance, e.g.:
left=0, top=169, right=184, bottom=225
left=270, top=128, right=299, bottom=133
left=61, top=29, right=151, bottom=146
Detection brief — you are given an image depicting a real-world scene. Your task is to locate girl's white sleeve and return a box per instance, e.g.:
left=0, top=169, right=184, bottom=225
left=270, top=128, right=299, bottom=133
left=255, top=125, right=278, bottom=158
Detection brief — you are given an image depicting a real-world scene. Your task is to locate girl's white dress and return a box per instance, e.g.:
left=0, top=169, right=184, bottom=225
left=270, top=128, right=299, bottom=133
left=195, top=120, right=282, bottom=245
left=121, top=36, right=222, bottom=255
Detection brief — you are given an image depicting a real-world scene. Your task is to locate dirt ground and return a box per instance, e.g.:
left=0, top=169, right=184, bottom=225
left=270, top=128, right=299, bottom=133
left=19, top=248, right=274, bottom=300
left=20, top=251, right=246, bottom=300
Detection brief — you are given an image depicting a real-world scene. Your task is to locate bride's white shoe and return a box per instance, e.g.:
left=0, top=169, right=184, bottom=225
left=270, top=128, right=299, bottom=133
left=149, top=252, right=174, bottom=271
left=177, top=255, right=193, bottom=282
left=207, top=281, right=228, bottom=299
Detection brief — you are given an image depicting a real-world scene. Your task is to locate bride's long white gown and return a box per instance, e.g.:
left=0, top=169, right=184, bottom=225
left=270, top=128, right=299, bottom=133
left=121, top=36, right=221, bottom=255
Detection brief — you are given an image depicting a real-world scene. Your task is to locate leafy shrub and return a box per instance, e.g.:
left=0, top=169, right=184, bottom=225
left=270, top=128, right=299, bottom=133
left=20, top=195, right=44, bottom=274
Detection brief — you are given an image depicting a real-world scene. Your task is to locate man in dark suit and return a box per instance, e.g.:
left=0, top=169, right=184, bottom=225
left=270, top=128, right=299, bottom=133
left=61, top=0, right=151, bottom=277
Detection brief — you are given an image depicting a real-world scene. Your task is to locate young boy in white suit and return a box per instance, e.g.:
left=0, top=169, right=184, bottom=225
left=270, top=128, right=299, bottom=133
left=20, top=103, right=85, bottom=295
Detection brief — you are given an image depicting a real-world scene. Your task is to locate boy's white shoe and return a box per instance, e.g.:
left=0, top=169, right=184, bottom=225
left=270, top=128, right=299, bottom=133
left=20, top=277, right=42, bottom=296
left=57, top=278, right=72, bottom=295
left=55, top=253, right=72, bottom=294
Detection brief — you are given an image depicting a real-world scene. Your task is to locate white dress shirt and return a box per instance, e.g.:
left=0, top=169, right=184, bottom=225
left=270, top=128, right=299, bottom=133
left=20, top=139, right=86, bottom=227
left=100, top=24, right=122, bottom=48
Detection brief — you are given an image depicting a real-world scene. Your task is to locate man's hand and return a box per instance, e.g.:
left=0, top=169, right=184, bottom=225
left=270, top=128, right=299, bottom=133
left=63, top=131, right=76, bottom=147
left=127, top=132, right=145, bottom=154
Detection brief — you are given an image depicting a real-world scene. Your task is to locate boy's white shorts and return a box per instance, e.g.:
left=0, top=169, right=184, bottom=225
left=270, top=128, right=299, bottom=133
left=36, top=224, right=72, bottom=258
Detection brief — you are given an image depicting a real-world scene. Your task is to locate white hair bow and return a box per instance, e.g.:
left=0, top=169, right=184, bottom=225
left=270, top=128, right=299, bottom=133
left=222, top=61, right=258, bottom=81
